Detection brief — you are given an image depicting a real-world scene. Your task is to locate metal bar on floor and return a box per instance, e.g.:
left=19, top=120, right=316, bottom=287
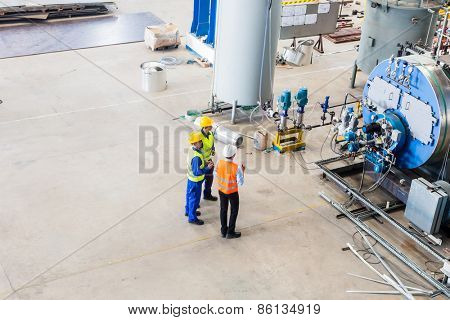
left=317, top=159, right=447, bottom=263
left=320, top=192, right=450, bottom=298
left=347, top=273, right=433, bottom=294
left=356, top=229, right=414, bottom=299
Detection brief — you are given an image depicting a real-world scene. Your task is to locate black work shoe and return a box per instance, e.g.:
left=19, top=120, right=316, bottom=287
left=189, top=219, right=204, bottom=225
left=226, top=231, right=241, bottom=239
left=185, top=211, right=201, bottom=217
left=204, top=195, right=218, bottom=201
left=221, top=228, right=228, bottom=238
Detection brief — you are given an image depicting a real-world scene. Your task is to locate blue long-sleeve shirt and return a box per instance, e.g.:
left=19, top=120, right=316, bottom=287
left=191, top=148, right=211, bottom=177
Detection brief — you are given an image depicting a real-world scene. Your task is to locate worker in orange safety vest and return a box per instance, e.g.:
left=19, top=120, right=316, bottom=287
left=215, top=144, right=245, bottom=239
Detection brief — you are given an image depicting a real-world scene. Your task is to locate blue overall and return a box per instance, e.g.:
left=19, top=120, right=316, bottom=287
left=185, top=150, right=210, bottom=222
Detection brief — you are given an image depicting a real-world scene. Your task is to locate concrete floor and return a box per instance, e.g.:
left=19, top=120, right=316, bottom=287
left=0, top=0, right=440, bottom=299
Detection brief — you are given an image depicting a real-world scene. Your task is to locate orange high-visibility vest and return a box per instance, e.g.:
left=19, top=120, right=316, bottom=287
left=216, top=160, right=239, bottom=194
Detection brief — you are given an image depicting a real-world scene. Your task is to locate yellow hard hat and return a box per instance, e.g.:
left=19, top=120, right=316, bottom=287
left=200, top=116, right=214, bottom=128
left=188, top=132, right=203, bottom=144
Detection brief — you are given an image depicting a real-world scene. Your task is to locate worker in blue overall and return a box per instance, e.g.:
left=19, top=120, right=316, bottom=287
left=185, top=132, right=214, bottom=225
left=199, top=116, right=218, bottom=202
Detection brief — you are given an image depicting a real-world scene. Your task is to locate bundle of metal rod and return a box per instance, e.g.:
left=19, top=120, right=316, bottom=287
left=319, top=190, right=450, bottom=298
left=347, top=273, right=434, bottom=295
left=345, top=240, right=435, bottom=298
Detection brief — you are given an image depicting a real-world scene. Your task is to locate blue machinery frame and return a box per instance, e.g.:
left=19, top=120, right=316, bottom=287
left=190, top=0, right=217, bottom=45
left=187, top=0, right=217, bottom=60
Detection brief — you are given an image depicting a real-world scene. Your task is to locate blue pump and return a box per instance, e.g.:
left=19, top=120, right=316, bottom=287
left=278, top=90, right=292, bottom=118
left=295, top=87, right=308, bottom=114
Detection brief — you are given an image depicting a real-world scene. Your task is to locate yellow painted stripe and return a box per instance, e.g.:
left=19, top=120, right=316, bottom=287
left=282, top=0, right=318, bottom=5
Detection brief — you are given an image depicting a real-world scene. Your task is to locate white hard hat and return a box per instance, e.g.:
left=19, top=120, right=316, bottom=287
left=223, top=144, right=237, bottom=158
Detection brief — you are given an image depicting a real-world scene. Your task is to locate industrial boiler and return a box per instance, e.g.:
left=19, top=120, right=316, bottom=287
left=357, top=0, right=439, bottom=74
left=360, top=55, right=449, bottom=177
left=318, top=54, right=450, bottom=296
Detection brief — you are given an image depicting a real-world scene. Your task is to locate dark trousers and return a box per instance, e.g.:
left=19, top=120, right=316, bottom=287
left=219, top=190, right=239, bottom=235
left=203, top=173, right=214, bottom=198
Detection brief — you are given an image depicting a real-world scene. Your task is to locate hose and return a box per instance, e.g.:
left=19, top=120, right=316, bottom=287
left=258, top=0, right=272, bottom=107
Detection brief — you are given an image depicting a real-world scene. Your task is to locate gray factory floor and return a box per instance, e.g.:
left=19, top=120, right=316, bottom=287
left=0, top=0, right=444, bottom=299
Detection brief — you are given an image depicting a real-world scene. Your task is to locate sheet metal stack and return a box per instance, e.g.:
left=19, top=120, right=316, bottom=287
left=0, top=0, right=116, bottom=22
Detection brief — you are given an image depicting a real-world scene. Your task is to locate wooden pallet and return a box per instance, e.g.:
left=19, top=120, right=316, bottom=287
left=324, top=28, right=361, bottom=44
left=187, top=57, right=211, bottom=68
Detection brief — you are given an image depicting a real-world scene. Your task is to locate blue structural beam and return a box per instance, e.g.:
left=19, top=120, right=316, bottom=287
left=206, top=0, right=216, bottom=45
left=190, top=0, right=217, bottom=46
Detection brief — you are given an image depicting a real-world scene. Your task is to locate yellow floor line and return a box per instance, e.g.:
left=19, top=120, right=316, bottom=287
left=13, top=205, right=327, bottom=294
left=0, top=99, right=144, bottom=125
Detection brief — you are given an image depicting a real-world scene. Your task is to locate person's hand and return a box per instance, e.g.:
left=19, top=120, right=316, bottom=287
left=208, top=161, right=214, bottom=169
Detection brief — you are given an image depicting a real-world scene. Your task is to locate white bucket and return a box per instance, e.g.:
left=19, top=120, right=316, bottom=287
left=141, top=62, right=167, bottom=92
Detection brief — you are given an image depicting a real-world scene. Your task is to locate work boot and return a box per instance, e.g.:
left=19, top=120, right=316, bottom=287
left=204, top=195, right=218, bottom=201
left=221, top=227, right=228, bottom=238
left=189, top=219, right=205, bottom=225
left=226, top=231, right=241, bottom=239
left=185, top=211, right=201, bottom=217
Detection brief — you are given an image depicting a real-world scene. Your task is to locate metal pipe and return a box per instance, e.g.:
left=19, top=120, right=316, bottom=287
left=356, top=229, right=414, bottom=299
left=231, top=100, right=237, bottom=124
left=350, top=61, right=358, bottom=89
left=317, top=159, right=448, bottom=262
left=200, top=100, right=359, bottom=117
left=328, top=100, right=359, bottom=109
left=319, top=192, right=450, bottom=298
left=214, top=125, right=244, bottom=147
left=347, top=273, right=432, bottom=294
left=346, top=290, right=430, bottom=296
left=346, top=242, right=412, bottom=299
left=425, top=9, right=435, bottom=48
left=308, top=122, right=333, bottom=129
left=436, top=8, right=449, bottom=61
left=344, top=242, right=388, bottom=281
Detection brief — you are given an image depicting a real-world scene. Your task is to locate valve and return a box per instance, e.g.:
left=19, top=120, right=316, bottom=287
left=320, top=96, right=330, bottom=125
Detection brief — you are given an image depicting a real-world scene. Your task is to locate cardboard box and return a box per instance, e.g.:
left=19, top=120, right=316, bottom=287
left=144, top=23, right=181, bottom=51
